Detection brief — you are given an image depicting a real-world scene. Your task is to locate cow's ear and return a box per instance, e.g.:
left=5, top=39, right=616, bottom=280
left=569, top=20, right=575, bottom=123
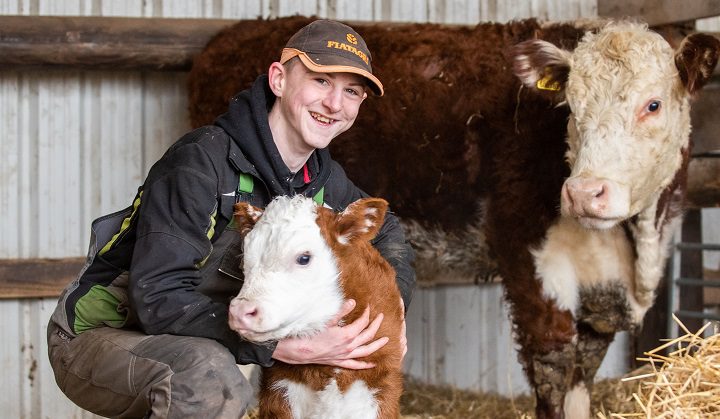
left=675, top=33, right=720, bottom=94
left=233, top=202, right=264, bottom=236
left=335, top=198, right=389, bottom=245
left=511, top=39, right=571, bottom=97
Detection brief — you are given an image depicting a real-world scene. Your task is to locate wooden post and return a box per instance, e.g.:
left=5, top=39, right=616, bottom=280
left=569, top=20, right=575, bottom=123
left=678, top=209, right=705, bottom=333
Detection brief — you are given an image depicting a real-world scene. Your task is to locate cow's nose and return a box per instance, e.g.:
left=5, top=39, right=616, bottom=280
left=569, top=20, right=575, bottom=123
left=562, top=177, right=610, bottom=218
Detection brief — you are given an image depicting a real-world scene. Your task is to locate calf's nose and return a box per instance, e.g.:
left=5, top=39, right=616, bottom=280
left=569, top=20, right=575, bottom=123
left=228, top=298, right=261, bottom=330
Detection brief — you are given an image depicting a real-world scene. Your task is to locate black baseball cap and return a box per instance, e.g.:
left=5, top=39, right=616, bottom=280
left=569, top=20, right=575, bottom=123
left=280, top=19, right=384, bottom=96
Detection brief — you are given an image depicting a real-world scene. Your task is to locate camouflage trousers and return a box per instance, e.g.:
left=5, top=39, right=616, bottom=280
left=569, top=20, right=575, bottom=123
left=47, top=321, right=252, bottom=419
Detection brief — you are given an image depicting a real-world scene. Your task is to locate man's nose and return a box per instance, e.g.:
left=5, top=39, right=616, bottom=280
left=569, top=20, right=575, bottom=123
left=322, top=88, right=343, bottom=113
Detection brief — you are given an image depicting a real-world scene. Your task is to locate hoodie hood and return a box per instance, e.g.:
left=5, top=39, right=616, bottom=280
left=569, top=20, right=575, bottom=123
left=214, top=75, right=330, bottom=197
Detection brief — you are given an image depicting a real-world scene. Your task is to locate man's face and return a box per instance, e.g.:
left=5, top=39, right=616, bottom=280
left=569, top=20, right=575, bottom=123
left=270, top=62, right=368, bottom=153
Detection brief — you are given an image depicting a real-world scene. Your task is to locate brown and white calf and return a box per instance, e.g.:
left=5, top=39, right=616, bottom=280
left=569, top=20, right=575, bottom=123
left=227, top=196, right=404, bottom=419
left=505, top=22, right=720, bottom=418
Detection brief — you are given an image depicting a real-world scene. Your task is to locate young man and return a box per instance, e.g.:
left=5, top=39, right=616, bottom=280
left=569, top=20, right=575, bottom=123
left=47, top=19, right=415, bottom=418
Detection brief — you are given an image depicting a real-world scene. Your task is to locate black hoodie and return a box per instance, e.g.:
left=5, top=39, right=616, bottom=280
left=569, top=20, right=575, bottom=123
left=52, top=75, right=416, bottom=366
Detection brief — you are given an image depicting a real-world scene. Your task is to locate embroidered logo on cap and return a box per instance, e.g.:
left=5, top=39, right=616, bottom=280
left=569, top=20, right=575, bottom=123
left=346, top=33, right=357, bottom=45
left=325, top=40, right=369, bottom=65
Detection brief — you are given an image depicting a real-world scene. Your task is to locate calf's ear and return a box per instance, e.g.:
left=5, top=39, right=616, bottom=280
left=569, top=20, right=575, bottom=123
left=675, top=33, right=720, bottom=94
left=511, top=39, right=571, bottom=97
left=233, top=202, right=264, bottom=236
left=335, top=198, right=389, bottom=245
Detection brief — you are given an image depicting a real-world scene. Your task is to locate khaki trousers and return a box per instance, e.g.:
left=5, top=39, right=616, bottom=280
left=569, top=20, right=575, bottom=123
left=47, top=321, right=252, bottom=419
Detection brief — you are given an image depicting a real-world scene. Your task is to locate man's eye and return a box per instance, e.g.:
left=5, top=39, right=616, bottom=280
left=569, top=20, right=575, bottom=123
left=296, top=252, right=311, bottom=266
left=345, top=88, right=359, bottom=96
left=316, top=78, right=329, bottom=86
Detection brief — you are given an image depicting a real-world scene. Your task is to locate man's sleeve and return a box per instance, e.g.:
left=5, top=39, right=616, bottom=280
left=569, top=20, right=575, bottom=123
left=371, top=211, right=416, bottom=311
left=127, top=141, right=276, bottom=365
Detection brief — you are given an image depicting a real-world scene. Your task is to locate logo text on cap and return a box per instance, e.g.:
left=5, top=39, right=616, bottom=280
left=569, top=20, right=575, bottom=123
left=325, top=41, right=369, bottom=65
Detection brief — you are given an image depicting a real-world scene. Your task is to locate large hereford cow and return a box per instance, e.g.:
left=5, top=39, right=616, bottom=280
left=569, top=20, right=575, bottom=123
left=188, top=16, right=719, bottom=419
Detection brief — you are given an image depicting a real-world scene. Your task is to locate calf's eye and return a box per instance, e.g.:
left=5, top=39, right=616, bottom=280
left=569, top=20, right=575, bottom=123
left=296, top=252, right=312, bottom=266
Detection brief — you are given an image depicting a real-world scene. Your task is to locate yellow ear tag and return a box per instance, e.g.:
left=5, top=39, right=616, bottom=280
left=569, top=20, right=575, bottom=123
left=536, top=71, right=561, bottom=91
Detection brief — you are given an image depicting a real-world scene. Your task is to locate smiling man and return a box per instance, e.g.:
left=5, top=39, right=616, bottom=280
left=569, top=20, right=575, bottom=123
left=47, top=20, right=415, bottom=418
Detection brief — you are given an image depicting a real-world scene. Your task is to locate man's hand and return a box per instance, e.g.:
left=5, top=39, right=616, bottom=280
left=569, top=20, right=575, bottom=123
left=273, top=299, right=388, bottom=369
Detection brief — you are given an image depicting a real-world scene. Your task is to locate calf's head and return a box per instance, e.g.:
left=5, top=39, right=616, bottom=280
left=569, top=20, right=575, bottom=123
left=227, top=195, right=389, bottom=342
left=513, top=22, right=719, bottom=229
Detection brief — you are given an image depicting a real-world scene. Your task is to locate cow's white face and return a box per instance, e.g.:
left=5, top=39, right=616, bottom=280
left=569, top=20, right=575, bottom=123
left=562, top=27, right=689, bottom=229
left=228, top=196, right=344, bottom=342
left=511, top=22, right=720, bottom=230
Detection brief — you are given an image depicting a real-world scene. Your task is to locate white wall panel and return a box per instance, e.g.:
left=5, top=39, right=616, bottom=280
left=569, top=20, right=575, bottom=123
left=0, top=75, right=20, bottom=257
left=0, top=298, right=102, bottom=419
left=329, top=0, right=376, bottom=21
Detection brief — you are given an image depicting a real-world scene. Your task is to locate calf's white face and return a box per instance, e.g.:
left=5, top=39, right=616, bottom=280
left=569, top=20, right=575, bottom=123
left=513, top=23, right=719, bottom=229
left=227, top=196, right=344, bottom=342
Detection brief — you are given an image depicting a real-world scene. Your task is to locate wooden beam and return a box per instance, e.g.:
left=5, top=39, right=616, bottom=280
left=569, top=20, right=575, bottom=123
left=0, top=15, right=718, bottom=73
left=599, top=0, right=720, bottom=26
left=0, top=15, right=236, bottom=71
left=0, top=257, right=84, bottom=299
left=0, top=16, right=434, bottom=71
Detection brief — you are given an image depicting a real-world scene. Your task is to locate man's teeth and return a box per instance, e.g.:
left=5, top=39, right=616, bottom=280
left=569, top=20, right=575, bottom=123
left=311, top=112, right=333, bottom=124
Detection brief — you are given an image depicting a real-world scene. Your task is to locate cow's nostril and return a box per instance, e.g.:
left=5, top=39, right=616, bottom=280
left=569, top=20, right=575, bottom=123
left=245, top=308, right=258, bottom=318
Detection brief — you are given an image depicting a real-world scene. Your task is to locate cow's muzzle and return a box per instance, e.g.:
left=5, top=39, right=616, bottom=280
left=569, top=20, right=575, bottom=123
left=561, top=177, right=630, bottom=229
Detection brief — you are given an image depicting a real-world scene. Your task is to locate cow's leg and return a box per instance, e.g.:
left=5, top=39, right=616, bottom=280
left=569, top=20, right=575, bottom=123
left=529, top=341, right=576, bottom=419
left=506, top=280, right=577, bottom=419
left=566, top=322, right=614, bottom=419
left=564, top=284, right=633, bottom=418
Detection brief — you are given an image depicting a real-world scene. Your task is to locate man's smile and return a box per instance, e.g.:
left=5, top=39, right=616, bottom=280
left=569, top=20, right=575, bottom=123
left=310, top=111, right=336, bottom=125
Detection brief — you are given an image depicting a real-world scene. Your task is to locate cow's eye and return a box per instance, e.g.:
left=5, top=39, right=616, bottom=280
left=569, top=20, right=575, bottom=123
left=296, top=252, right=311, bottom=266
left=646, top=100, right=661, bottom=113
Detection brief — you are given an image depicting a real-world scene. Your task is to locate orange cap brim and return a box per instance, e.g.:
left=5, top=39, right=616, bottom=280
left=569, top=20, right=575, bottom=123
left=281, top=48, right=384, bottom=96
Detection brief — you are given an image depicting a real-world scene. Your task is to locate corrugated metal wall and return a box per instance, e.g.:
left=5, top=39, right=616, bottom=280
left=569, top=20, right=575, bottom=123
left=11, top=0, right=715, bottom=417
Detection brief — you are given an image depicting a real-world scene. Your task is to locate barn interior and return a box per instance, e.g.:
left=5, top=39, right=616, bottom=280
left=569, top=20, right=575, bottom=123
left=1, top=1, right=719, bottom=418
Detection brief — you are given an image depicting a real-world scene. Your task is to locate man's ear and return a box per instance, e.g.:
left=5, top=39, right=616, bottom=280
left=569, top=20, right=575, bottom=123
left=267, top=62, right=286, bottom=97
left=233, top=202, right=264, bottom=236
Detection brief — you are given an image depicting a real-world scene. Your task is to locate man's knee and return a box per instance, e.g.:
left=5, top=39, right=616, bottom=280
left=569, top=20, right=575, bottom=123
left=139, top=335, right=254, bottom=416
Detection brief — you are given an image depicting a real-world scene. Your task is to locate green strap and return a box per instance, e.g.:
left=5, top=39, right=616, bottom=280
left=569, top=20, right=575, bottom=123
left=313, top=187, right=324, bottom=205
left=238, top=173, right=254, bottom=194
left=238, top=173, right=324, bottom=204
